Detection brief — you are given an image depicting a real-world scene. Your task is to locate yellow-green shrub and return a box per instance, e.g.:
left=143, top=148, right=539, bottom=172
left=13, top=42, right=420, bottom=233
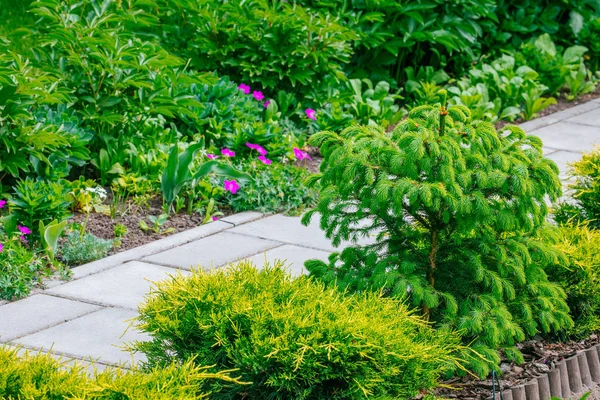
left=548, top=225, right=600, bottom=338
left=0, top=346, right=239, bottom=399
left=131, top=261, right=465, bottom=399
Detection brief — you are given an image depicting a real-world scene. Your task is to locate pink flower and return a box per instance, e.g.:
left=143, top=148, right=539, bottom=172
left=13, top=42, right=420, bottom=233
left=264, top=100, right=271, bottom=108
left=20, top=236, right=28, bottom=243
left=0, top=200, right=5, bottom=208
left=238, top=83, right=251, bottom=94
left=221, top=148, right=235, bottom=157
left=211, top=216, right=220, bottom=221
left=17, top=225, right=32, bottom=235
left=224, top=180, right=240, bottom=194
left=0, top=243, right=3, bottom=252
left=293, top=147, right=312, bottom=161
left=246, top=142, right=268, bottom=156
left=206, top=154, right=218, bottom=159
left=258, top=155, right=272, bottom=165
left=305, top=108, right=317, bottom=120
left=253, top=91, right=264, bottom=101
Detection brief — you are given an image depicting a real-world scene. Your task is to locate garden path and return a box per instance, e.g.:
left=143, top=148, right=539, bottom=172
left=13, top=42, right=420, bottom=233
left=1, top=99, right=599, bottom=372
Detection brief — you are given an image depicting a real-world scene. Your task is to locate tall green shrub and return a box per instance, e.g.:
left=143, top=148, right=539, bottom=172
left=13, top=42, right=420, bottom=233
left=132, top=261, right=465, bottom=399
left=303, top=93, right=572, bottom=375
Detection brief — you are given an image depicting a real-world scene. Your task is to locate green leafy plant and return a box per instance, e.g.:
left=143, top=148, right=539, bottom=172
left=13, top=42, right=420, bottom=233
left=522, top=86, right=557, bottom=121
left=8, top=178, right=72, bottom=239
left=139, top=214, right=175, bottom=235
left=577, top=17, right=600, bottom=72
left=131, top=260, right=466, bottom=399
left=554, top=147, right=600, bottom=229
left=0, top=346, right=241, bottom=399
left=201, top=198, right=223, bottom=224
left=303, top=94, right=572, bottom=376
left=565, top=62, right=597, bottom=100
left=0, top=236, right=43, bottom=300
left=38, top=219, right=68, bottom=261
left=59, top=231, right=113, bottom=266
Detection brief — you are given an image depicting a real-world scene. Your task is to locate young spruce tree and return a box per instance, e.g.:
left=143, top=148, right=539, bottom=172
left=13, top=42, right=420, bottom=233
left=303, top=90, right=573, bottom=376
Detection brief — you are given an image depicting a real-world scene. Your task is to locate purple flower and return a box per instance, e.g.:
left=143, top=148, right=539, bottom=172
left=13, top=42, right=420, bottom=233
left=258, top=155, right=272, bottom=165
left=224, top=180, right=240, bottom=194
left=211, top=216, right=220, bottom=221
left=221, top=148, right=235, bottom=157
left=0, top=200, right=5, bottom=208
left=17, top=225, right=32, bottom=235
left=206, top=154, right=218, bottom=159
left=246, top=142, right=268, bottom=156
left=0, top=243, right=3, bottom=252
left=264, top=100, right=271, bottom=108
left=238, top=83, right=251, bottom=95
left=20, top=235, right=28, bottom=243
left=293, top=147, right=312, bottom=161
left=253, top=91, right=264, bottom=101
left=305, top=108, right=317, bottom=120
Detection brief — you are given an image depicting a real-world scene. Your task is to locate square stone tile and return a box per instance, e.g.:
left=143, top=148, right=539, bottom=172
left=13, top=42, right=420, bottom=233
left=46, top=261, right=188, bottom=310
left=0, top=295, right=101, bottom=342
left=532, top=122, right=600, bottom=152
left=545, top=150, right=582, bottom=179
left=13, top=308, right=148, bottom=366
left=566, top=109, right=600, bottom=127
left=142, top=232, right=279, bottom=269
left=229, top=214, right=375, bottom=252
left=243, top=245, right=331, bottom=277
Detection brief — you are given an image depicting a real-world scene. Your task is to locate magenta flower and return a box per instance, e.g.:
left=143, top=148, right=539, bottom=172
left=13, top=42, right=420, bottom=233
left=211, top=216, right=220, bottom=221
left=224, top=180, right=240, bottom=194
left=305, top=108, right=317, bottom=120
left=253, top=91, right=264, bottom=101
left=0, top=243, right=3, bottom=252
left=258, top=155, right=272, bottom=165
left=221, top=148, right=235, bottom=157
left=238, top=83, right=251, bottom=94
left=20, top=236, right=28, bottom=243
left=293, top=147, right=312, bottom=161
left=17, top=225, right=32, bottom=235
left=0, top=200, right=5, bottom=208
left=264, top=100, right=271, bottom=108
left=206, top=154, right=218, bottom=160
left=246, top=142, right=268, bottom=156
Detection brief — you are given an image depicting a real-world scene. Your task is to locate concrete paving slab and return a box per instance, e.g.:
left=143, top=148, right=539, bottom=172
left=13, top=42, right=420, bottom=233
left=531, top=122, right=600, bottom=152
left=69, top=221, right=231, bottom=280
left=13, top=308, right=148, bottom=366
left=566, top=109, right=600, bottom=127
left=0, top=294, right=101, bottom=342
left=243, top=245, right=331, bottom=277
left=142, top=232, right=279, bottom=269
left=229, top=214, right=374, bottom=252
left=220, top=211, right=265, bottom=226
left=545, top=150, right=583, bottom=179
left=46, top=261, right=188, bottom=310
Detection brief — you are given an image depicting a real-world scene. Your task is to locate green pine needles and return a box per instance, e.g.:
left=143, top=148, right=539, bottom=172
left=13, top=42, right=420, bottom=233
left=303, top=90, right=573, bottom=376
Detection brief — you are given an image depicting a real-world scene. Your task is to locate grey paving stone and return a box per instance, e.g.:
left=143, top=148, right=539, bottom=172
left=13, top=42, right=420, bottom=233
left=0, top=294, right=101, bottom=342
left=143, top=232, right=279, bottom=269
left=543, top=147, right=558, bottom=156
left=531, top=122, right=600, bottom=152
left=69, top=221, right=231, bottom=279
left=229, top=214, right=374, bottom=252
left=46, top=261, right=188, bottom=310
left=566, top=108, right=600, bottom=127
left=545, top=150, right=582, bottom=179
left=13, top=308, right=148, bottom=366
left=243, top=245, right=331, bottom=277
left=220, top=211, right=265, bottom=226
left=519, top=99, right=600, bottom=133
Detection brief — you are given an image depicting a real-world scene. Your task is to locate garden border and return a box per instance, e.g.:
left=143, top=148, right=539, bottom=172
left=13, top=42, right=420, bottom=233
left=487, top=344, right=600, bottom=400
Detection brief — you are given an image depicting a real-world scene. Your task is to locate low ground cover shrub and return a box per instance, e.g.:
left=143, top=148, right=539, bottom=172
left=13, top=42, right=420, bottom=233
left=548, top=224, right=600, bottom=338
left=0, top=346, right=240, bottom=399
left=555, top=147, right=600, bottom=229
left=303, top=95, right=572, bottom=375
left=132, top=261, right=465, bottom=399
left=59, top=231, right=113, bottom=266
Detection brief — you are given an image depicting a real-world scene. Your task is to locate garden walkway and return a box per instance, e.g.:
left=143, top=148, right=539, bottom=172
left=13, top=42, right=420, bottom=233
left=1, top=99, right=600, bottom=371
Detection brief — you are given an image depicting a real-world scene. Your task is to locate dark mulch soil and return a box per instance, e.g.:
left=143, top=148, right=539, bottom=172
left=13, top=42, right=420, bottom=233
left=72, top=197, right=232, bottom=256
left=436, top=333, right=600, bottom=399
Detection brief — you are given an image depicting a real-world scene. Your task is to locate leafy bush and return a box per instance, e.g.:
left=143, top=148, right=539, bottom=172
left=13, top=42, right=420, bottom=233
left=59, top=231, right=113, bottom=266
left=303, top=96, right=572, bottom=376
left=547, top=224, right=600, bottom=338
left=8, top=178, right=72, bottom=239
left=0, top=236, right=44, bottom=300
left=0, top=346, right=240, bottom=399
left=132, top=261, right=465, bottom=399
left=555, top=147, right=600, bottom=229
left=578, top=17, right=600, bottom=72
left=224, top=161, right=316, bottom=214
